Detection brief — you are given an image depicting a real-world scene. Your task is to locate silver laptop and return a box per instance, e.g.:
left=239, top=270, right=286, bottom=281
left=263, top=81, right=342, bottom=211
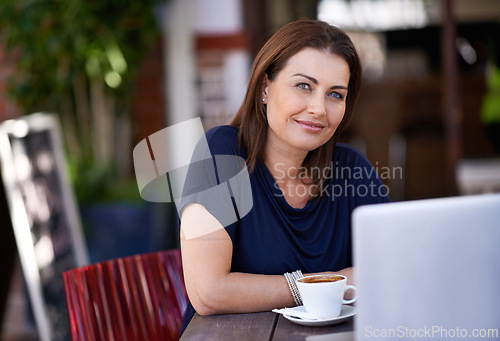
left=353, top=194, right=500, bottom=340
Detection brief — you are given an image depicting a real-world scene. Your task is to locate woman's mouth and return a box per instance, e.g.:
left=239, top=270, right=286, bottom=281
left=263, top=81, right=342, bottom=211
left=295, top=120, right=325, bottom=133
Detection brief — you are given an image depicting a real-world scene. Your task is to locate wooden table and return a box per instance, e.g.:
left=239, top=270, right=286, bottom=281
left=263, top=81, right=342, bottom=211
left=180, top=311, right=354, bottom=340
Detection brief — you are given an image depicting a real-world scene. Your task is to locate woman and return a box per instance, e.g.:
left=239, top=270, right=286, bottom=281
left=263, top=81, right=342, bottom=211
left=179, top=18, right=389, bottom=330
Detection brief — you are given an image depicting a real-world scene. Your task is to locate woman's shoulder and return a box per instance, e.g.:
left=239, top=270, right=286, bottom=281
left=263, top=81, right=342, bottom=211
left=205, top=125, right=240, bottom=155
left=333, top=143, right=391, bottom=203
left=206, top=125, right=238, bottom=141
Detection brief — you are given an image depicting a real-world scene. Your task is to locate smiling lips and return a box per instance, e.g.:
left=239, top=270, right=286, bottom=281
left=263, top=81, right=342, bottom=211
left=295, top=120, right=325, bottom=133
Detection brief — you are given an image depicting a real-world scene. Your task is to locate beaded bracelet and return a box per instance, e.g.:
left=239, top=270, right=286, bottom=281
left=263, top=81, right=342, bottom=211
left=284, top=270, right=304, bottom=306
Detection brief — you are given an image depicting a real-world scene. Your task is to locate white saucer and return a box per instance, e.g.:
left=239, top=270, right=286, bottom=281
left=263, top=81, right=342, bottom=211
left=282, top=305, right=356, bottom=327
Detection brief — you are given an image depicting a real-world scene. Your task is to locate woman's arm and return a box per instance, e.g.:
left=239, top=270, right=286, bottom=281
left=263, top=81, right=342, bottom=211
left=336, top=267, right=354, bottom=285
left=180, top=203, right=295, bottom=315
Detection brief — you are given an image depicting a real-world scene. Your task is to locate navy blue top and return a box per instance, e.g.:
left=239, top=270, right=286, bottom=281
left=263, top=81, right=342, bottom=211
left=180, top=125, right=389, bottom=333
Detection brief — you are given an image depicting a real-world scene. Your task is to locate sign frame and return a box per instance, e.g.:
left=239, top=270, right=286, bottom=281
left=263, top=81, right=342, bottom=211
left=0, top=112, right=88, bottom=340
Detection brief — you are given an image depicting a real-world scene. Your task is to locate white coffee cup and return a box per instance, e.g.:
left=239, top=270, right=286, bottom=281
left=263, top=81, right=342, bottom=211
left=296, top=274, right=357, bottom=319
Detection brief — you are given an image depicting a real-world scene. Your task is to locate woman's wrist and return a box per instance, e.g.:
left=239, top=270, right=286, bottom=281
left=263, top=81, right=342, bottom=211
left=284, top=270, right=304, bottom=306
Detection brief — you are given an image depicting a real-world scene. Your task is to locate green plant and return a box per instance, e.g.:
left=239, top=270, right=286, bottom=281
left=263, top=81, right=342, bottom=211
left=0, top=0, right=162, bottom=203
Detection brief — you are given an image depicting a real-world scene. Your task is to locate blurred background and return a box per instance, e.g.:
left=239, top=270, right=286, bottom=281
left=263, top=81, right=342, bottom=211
left=1, top=0, right=500, bottom=339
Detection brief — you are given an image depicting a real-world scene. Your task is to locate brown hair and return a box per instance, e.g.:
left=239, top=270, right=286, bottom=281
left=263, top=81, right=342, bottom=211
left=230, top=19, right=362, bottom=197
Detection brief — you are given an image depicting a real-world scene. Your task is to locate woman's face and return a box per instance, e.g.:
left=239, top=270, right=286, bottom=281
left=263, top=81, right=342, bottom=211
left=262, top=47, right=350, bottom=157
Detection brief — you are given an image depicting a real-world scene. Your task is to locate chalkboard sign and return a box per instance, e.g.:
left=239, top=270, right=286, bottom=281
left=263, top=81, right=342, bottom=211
left=0, top=113, right=88, bottom=341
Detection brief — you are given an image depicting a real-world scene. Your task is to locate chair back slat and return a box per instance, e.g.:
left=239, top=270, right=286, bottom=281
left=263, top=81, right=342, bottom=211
left=63, top=249, right=188, bottom=341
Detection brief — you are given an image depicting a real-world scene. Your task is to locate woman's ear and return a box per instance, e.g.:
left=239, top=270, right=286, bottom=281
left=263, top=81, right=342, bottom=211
left=261, top=74, right=269, bottom=103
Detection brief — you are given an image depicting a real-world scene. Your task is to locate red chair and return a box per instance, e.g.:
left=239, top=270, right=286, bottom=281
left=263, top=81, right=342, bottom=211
left=62, top=249, right=188, bottom=341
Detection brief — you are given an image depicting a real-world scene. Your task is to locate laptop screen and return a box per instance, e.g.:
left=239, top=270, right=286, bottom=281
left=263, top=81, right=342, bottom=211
left=353, top=194, right=500, bottom=340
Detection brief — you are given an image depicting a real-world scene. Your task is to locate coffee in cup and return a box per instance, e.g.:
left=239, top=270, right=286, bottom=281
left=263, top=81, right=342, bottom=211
left=298, top=275, right=344, bottom=283
left=296, top=274, right=357, bottom=319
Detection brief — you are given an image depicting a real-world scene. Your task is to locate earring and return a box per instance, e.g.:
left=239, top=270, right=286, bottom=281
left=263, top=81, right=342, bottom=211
left=262, top=98, right=267, bottom=104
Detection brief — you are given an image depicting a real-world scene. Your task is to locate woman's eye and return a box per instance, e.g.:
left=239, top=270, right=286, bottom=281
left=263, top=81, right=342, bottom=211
left=328, top=92, right=344, bottom=100
left=296, top=83, right=310, bottom=90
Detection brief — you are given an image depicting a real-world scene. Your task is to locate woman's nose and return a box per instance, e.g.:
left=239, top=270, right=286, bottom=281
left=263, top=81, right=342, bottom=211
left=307, top=94, right=326, bottom=118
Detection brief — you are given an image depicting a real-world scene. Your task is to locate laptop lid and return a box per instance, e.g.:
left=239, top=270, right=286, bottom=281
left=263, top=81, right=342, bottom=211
left=353, top=194, right=500, bottom=340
